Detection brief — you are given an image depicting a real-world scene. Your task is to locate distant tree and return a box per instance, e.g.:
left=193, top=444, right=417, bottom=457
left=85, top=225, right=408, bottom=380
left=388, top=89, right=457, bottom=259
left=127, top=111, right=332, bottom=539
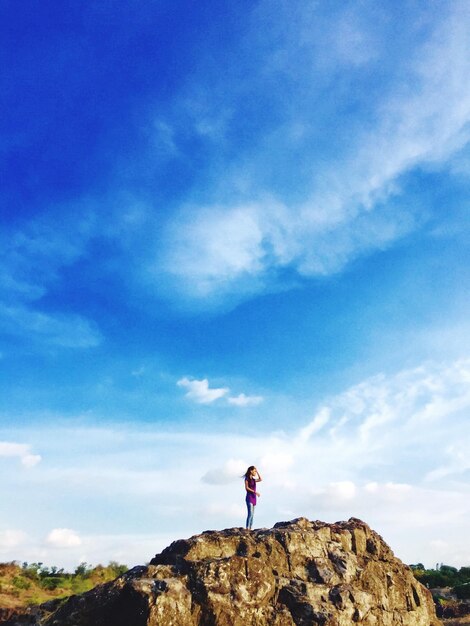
left=421, top=572, right=449, bottom=588
left=412, top=563, right=470, bottom=589
left=21, top=562, right=41, bottom=580
left=38, top=565, right=50, bottom=578
left=40, top=577, right=63, bottom=591
left=48, top=566, right=65, bottom=577
left=440, top=565, right=458, bottom=575
left=74, top=562, right=92, bottom=578
left=107, top=561, right=127, bottom=578
left=454, top=583, right=470, bottom=600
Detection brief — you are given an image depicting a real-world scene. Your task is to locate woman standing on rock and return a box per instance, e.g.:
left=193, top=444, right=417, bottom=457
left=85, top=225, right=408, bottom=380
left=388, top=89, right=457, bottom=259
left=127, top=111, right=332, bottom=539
left=244, top=466, right=262, bottom=529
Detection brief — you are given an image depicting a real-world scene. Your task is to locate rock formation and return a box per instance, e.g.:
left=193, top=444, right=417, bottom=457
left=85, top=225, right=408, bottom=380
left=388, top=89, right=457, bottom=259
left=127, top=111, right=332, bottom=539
left=40, top=517, right=440, bottom=626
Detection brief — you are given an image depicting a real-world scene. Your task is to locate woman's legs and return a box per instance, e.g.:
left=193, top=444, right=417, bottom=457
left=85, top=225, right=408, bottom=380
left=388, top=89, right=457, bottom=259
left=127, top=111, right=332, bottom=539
left=246, top=502, right=255, bottom=529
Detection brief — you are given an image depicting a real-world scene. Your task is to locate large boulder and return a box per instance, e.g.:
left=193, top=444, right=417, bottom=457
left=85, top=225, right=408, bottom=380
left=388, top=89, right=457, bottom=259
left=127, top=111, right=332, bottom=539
left=43, top=518, right=440, bottom=626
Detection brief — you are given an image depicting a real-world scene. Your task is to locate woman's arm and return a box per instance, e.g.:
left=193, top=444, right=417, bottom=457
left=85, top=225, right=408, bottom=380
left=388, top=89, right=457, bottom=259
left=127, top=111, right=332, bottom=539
left=255, top=470, right=263, bottom=482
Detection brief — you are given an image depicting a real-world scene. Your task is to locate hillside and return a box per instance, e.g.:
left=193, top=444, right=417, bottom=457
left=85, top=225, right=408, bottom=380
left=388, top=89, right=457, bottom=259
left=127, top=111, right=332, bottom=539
left=0, top=561, right=126, bottom=613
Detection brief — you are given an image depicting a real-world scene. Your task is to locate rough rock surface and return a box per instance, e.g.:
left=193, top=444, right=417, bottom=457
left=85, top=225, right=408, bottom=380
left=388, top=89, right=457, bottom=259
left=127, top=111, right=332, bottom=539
left=41, top=518, right=440, bottom=626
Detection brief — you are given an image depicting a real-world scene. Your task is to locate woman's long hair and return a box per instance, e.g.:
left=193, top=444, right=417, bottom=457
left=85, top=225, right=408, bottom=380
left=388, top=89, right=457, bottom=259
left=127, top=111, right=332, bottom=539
left=243, top=465, right=256, bottom=480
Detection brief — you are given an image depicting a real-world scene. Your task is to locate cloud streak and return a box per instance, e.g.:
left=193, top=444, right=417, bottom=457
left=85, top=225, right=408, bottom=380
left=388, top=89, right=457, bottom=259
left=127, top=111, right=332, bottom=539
left=155, top=2, right=470, bottom=308
left=0, top=304, right=101, bottom=349
left=0, top=207, right=103, bottom=349
left=227, top=393, right=264, bottom=407
left=4, top=4, right=469, bottom=318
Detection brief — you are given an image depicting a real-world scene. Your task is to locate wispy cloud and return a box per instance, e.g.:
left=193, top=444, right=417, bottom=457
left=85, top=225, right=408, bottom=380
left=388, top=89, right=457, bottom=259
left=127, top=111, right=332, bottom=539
left=0, top=207, right=102, bottom=349
left=177, top=377, right=229, bottom=404
left=0, top=441, right=41, bottom=468
left=46, top=528, right=82, bottom=549
left=2, top=208, right=95, bottom=301
left=202, top=458, right=247, bottom=485
left=155, top=2, right=470, bottom=308
left=227, top=393, right=264, bottom=407
left=0, top=530, right=29, bottom=551
left=0, top=304, right=101, bottom=349
left=290, top=359, right=470, bottom=484
left=4, top=4, right=469, bottom=318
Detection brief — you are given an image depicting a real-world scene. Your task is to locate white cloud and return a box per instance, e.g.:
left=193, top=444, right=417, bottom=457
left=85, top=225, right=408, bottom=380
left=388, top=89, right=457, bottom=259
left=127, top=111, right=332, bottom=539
left=0, top=529, right=28, bottom=550
left=160, top=204, right=269, bottom=302
left=259, top=449, right=294, bottom=475
left=206, top=503, right=246, bottom=519
left=228, top=393, right=264, bottom=407
left=202, top=458, right=247, bottom=485
left=177, top=377, right=262, bottom=407
left=155, top=3, right=470, bottom=308
left=425, top=442, right=470, bottom=482
left=21, top=454, right=42, bottom=468
left=46, top=528, right=82, bottom=549
left=177, top=377, right=229, bottom=404
left=325, top=481, right=357, bottom=502
left=298, top=407, right=330, bottom=442
left=9, top=531, right=183, bottom=572
left=0, top=441, right=41, bottom=467
left=299, top=358, right=470, bottom=452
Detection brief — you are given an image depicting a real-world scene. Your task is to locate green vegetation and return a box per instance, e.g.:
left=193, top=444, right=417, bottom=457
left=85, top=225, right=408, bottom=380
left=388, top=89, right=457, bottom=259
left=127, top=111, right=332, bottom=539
left=454, top=583, right=470, bottom=600
left=0, top=561, right=128, bottom=609
left=410, top=563, right=470, bottom=591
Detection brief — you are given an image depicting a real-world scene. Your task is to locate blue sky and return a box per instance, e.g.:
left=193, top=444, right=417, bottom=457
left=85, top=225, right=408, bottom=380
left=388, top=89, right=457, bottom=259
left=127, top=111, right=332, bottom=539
left=1, top=0, right=469, bottom=569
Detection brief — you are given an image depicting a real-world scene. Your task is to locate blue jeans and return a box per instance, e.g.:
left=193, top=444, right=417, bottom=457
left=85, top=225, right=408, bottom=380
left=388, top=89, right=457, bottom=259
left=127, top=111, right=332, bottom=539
left=246, top=502, right=255, bottom=529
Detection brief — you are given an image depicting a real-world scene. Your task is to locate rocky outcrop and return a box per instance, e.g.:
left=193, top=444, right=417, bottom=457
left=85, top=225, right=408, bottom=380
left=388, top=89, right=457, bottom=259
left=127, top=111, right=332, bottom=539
left=41, top=518, right=440, bottom=626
